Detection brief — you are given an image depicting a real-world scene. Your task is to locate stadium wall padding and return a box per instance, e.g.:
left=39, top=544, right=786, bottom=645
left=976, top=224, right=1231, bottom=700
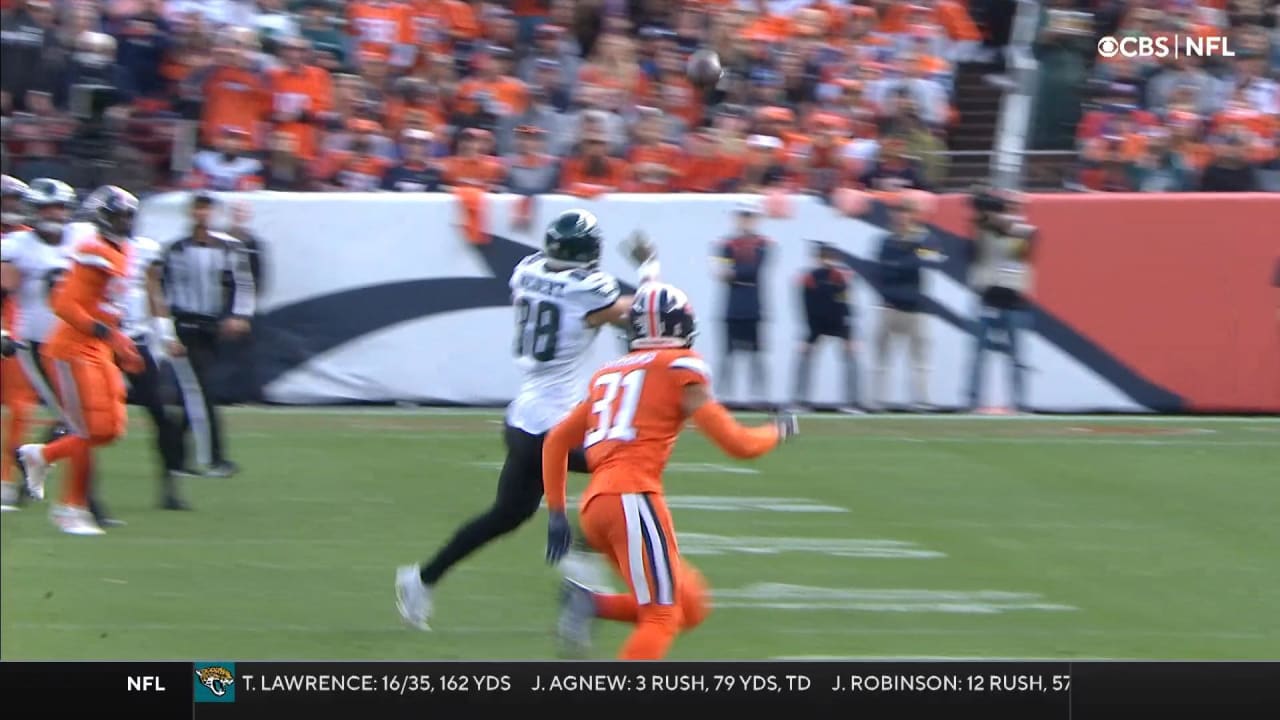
left=137, top=192, right=1280, bottom=413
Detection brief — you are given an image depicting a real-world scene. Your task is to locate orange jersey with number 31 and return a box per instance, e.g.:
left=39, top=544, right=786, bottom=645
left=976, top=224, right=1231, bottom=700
left=578, top=348, right=712, bottom=508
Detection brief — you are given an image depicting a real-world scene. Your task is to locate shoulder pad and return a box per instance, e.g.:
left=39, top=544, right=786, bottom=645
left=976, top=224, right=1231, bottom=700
left=0, top=230, right=32, bottom=263
left=668, top=352, right=712, bottom=383
left=569, top=270, right=621, bottom=303
left=509, top=252, right=542, bottom=288
left=71, top=238, right=120, bottom=272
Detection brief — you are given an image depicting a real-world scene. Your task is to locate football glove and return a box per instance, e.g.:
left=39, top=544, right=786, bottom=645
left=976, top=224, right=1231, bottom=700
left=773, top=411, right=799, bottom=443
left=622, top=230, right=657, bottom=267
left=546, top=510, right=572, bottom=565
left=0, top=329, right=18, bottom=358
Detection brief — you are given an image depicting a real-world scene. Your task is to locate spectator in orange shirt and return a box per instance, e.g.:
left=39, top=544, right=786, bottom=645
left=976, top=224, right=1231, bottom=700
left=441, top=127, right=506, bottom=191
left=456, top=46, right=529, bottom=126
left=267, top=36, right=332, bottom=161
left=626, top=106, right=685, bottom=192
left=578, top=32, right=649, bottom=107
left=317, top=119, right=392, bottom=191
left=197, top=36, right=269, bottom=148
left=385, top=77, right=446, bottom=136
left=650, top=45, right=702, bottom=129
left=558, top=129, right=629, bottom=196
left=794, top=114, right=853, bottom=195
left=681, top=128, right=742, bottom=193
left=411, top=0, right=482, bottom=52
left=347, top=0, right=415, bottom=67
left=742, top=0, right=793, bottom=42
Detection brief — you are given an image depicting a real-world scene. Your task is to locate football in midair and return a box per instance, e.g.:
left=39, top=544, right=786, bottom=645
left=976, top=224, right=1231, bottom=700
left=686, top=49, right=722, bottom=87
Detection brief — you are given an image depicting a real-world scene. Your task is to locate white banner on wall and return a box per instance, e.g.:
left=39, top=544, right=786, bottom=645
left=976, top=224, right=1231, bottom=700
left=138, top=192, right=1144, bottom=412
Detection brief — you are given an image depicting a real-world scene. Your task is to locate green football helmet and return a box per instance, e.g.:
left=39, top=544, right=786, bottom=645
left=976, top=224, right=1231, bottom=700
left=543, top=209, right=603, bottom=269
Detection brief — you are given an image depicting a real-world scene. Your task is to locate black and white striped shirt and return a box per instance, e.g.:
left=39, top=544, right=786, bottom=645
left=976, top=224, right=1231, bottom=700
left=162, top=231, right=256, bottom=320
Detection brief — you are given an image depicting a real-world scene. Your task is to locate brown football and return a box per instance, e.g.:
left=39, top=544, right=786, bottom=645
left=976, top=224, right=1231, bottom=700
left=686, top=49, right=723, bottom=87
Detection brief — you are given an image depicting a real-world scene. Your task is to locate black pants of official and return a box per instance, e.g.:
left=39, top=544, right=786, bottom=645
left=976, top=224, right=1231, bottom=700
left=174, top=325, right=228, bottom=467
left=420, top=423, right=589, bottom=585
left=126, top=344, right=186, bottom=490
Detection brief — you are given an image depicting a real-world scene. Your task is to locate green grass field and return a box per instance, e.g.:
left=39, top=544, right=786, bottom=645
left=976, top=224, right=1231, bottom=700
left=1, top=409, right=1277, bottom=661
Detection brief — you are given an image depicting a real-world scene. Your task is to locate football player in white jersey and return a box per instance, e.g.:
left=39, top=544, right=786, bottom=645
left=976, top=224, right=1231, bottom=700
left=74, top=187, right=193, bottom=512
left=396, top=209, right=659, bottom=630
left=1, top=175, right=33, bottom=508
left=0, top=179, right=77, bottom=510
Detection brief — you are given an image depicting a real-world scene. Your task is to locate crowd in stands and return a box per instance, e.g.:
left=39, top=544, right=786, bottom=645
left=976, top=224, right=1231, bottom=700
left=1047, top=0, right=1280, bottom=192
left=1, top=1, right=1276, bottom=197
left=2, top=0, right=993, bottom=197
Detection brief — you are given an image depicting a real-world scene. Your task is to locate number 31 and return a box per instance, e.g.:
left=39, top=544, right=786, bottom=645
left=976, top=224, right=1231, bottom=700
left=585, top=369, right=646, bottom=447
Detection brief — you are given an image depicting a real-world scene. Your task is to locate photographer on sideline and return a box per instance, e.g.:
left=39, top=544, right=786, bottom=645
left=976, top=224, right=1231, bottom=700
left=872, top=193, right=943, bottom=412
left=965, top=186, right=1037, bottom=414
left=793, top=241, right=860, bottom=412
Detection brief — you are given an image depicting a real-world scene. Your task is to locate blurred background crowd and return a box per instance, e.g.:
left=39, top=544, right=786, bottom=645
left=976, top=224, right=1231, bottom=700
left=1, top=0, right=1277, bottom=197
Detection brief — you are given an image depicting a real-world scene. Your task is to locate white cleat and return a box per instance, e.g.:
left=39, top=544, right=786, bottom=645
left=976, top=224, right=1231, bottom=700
left=1, top=482, right=20, bottom=511
left=50, top=504, right=105, bottom=536
left=556, top=578, right=596, bottom=658
left=395, top=565, right=433, bottom=630
left=17, top=444, right=48, bottom=501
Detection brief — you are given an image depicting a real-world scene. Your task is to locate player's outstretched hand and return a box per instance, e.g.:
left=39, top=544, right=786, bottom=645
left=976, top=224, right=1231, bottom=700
left=546, top=510, right=572, bottom=565
left=623, top=230, right=656, bottom=266
left=773, top=411, right=800, bottom=443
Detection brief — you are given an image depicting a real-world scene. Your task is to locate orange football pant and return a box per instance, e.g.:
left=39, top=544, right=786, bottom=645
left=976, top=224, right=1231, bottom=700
left=0, top=356, right=36, bottom=485
left=579, top=492, right=711, bottom=660
left=41, top=353, right=127, bottom=509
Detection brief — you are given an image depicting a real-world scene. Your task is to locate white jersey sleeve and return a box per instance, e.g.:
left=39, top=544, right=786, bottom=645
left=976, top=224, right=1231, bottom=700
left=3, top=230, right=72, bottom=343
left=505, top=254, right=622, bottom=435
left=0, top=230, right=24, bottom=263
left=122, top=234, right=164, bottom=338
left=563, top=268, right=622, bottom=318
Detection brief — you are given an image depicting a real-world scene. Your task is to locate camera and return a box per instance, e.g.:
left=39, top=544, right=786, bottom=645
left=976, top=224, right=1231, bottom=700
left=970, top=185, right=1007, bottom=215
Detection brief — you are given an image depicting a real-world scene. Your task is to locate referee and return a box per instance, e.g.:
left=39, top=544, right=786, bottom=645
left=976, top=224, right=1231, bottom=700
left=162, top=192, right=255, bottom=478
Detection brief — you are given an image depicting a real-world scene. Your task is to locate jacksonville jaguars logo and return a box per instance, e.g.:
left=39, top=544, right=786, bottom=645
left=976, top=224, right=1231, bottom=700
left=195, top=666, right=235, bottom=697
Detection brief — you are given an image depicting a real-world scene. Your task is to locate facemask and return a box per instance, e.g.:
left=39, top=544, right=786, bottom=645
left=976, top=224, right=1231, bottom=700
left=75, top=52, right=111, bottom=68
left=36, top=217, right=64, bottom=238
left=1, top=211, right=24, bottom=226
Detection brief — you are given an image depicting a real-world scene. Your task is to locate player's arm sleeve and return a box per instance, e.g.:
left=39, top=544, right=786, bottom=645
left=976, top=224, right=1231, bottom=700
left=692, top=400, right=780, bottom=460
left=52, top=256, right=108, bottom=335
left=543, top=401, right=591, bottom=513
left=671, top=354, right=780, bottom=459
left=576, top=272, right=624, bottom=325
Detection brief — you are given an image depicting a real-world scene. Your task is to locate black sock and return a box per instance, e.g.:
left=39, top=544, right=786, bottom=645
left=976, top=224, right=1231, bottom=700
left=419, top=508, right=529, bottom=585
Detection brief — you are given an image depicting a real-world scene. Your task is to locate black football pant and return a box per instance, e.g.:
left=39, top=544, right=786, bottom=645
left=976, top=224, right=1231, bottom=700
left=419, top=423, right=589, bottom=585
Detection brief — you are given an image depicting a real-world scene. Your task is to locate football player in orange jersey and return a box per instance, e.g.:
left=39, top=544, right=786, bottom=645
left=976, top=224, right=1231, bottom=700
left=16, top=186, right=144, bottom=536
left=542, top=283, right=799, bottom=659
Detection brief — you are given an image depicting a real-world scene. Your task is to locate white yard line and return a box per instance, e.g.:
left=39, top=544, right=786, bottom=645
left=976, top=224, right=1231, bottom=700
left=222, top=406, right=1280, bottom=425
